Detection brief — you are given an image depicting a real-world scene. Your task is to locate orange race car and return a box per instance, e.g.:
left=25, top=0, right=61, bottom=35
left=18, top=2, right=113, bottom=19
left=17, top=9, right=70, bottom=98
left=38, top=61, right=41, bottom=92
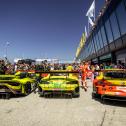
left=92, top=69, right=126, bottom=101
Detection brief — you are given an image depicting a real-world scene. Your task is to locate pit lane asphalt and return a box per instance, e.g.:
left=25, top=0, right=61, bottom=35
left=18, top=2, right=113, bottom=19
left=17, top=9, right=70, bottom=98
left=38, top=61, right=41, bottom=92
left=0, top=80, right=126, bottom=126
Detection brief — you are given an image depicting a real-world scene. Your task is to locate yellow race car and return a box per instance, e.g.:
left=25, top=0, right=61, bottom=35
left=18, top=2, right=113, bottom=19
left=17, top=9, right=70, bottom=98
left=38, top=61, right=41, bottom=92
left=37, top=71, right=80, bottom=98
left=0, top=72, right=37, bottom=99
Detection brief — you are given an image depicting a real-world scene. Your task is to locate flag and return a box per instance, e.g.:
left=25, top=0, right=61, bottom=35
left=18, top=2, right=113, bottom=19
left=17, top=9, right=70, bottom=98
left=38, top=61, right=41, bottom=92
left=86, top=0, right=95, bottom=26
left=86, top=0, right=95, bottom=18
left=80, top=37, right=83, bottom=47
left=88, top=17, right=95, bottom=26
left=82, top=32, right=86, bottom=44
left=85, top=26, right=88, bottom=38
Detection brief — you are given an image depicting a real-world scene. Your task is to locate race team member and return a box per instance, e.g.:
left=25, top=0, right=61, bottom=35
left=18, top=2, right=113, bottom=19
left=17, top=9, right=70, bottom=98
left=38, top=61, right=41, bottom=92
left=66, top=64, right=74, bottom=71
left=81, top=61, right=89, bottom=91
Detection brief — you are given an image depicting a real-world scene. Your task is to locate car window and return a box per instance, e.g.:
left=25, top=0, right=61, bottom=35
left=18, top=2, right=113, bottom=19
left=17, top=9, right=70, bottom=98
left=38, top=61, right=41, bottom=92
left=104, top=72, right=126, bottom=78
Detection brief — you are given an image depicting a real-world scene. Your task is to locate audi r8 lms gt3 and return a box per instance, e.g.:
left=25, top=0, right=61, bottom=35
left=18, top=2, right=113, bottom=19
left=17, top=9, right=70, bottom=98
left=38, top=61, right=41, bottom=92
left=0, top=72, right=37, bottom=99
left=92, top=69, right=126, bottom=101
left=38, top=71, right=80, bottom=98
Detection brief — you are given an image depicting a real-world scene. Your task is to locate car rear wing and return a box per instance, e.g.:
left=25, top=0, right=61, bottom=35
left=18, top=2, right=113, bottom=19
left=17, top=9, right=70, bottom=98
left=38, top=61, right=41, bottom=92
left=35, top=70, right=79, bottom=78
left=35, top=70, right=79, bottom=74
left=95, top=69, right=126, bottom=72
left=16, top=70, right=35, bottom=73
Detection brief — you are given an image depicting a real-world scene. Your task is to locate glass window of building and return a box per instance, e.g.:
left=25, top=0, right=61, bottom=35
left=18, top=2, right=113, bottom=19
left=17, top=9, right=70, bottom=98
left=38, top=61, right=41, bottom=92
left=81, top=48, right=84, bottom=59
left=87, top=44, right=89, bottom=56
left=93, top=35, right=98, bottom=52
left=85, top=46, right=87, bottom=58
left=98, top=29, right=104, bottom=48
left=92, top=40, right=95, bottom=54
left=95, top=32, right=101, bottom=50
left=87, top=43, right=90, bottom=56
left=87, top=40, right=90, bottom=56
left=86, top=47, right=88, bottom=57
left=105, top=19, right=113, bottom=43
left=116, top=1, right=126, bottom=35
left=90, top=40, right=93, bottom=54
left=109, top=12, right=120, bottom=40
left=82, top=48, right=84, bottom=59
left=89, top=43, right=91, bottom=55
left=90, top=41, right=93, bottom=55
left=90, top=42, right=92, bottom=55
left=101, top=26, right=107, bottom=46
left=88, top=43, right=90, bottom=56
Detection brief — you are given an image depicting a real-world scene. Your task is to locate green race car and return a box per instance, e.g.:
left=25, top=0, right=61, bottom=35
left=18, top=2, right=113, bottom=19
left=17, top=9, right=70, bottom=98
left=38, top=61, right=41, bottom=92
left=38, top=71, right=80, bottom=98
left=0, top=72, right=37, bottom=99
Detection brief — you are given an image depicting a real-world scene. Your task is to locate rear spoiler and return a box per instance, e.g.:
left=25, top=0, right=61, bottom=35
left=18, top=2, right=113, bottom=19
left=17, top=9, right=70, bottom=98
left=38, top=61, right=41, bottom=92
left=16, top=70, right=35, bottom=73
left=35, top=70, right=79, bottom=74
left=95, top=69, right=126, bottom=72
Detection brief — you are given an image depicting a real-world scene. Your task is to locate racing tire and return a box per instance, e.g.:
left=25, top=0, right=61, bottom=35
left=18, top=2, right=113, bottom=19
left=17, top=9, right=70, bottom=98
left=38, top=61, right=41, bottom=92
left=38, top=87, right=44, bottom=97
left=73, top=93, right=80, bottom=98
left=6, top=93, right=11, bottom=99
left=92, top=92, right=101, bottom=99
left=39, top=93, right=44, bottom=97
left=24, top=83, right=31, bottom=95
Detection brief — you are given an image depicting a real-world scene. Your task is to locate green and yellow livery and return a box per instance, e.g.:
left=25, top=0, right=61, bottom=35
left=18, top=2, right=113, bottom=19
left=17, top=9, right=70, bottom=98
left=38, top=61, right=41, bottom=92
left=0, top=72, right=37, bottom=99
left=37, top=70, right=80, bottom=98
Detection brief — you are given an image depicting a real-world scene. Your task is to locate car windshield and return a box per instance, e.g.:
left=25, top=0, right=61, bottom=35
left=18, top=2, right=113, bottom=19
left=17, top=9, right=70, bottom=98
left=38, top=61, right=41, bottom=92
left=104, top=72, right=126, bottom=78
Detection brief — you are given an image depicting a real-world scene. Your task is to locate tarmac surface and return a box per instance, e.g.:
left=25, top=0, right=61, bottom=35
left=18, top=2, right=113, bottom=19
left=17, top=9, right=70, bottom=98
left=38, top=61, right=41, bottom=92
left=0, top=79, right=126, bottom=126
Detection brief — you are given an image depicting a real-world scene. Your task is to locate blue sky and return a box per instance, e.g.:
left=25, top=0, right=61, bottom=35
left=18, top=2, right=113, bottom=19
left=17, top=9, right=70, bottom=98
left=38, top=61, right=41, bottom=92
left=0, top=0, right=104, bottom=61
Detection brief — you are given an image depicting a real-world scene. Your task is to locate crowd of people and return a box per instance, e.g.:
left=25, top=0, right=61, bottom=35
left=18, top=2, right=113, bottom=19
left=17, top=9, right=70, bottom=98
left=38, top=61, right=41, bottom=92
left=0, top=58, right=126, bottom=91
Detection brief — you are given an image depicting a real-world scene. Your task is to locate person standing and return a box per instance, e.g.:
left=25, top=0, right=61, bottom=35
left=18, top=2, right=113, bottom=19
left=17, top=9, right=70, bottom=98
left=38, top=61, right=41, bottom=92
left=81, top=61, right=89, bottom=91
left=66, top=64, right=74, bottom=71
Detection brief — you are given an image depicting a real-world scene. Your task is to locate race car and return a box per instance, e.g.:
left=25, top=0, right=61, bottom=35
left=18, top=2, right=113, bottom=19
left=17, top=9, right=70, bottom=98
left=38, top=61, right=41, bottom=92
left=0, top=72, right=37, bottom=99
left=92, top=69, right=126, bottom=101
left=37, top=70, right=80, bottom=98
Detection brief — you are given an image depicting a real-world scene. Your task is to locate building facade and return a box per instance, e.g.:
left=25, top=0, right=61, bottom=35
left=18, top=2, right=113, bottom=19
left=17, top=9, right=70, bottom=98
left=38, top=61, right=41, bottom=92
left=76, top=0, right=126, bottom=65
